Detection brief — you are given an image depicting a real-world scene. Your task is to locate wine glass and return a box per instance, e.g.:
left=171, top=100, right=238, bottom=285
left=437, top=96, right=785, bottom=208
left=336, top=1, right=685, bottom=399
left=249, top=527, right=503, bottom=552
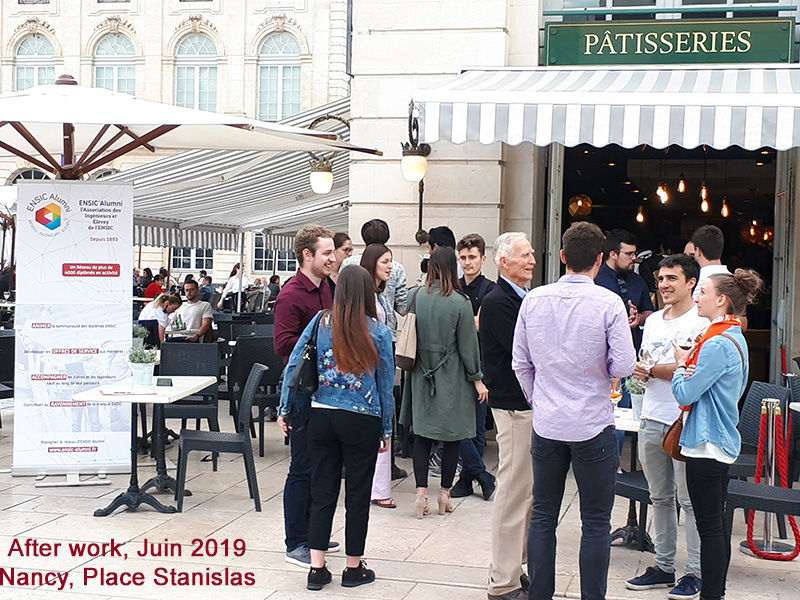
left=610, top=378, right=622, bottom=407
left=2, top=291, right=9, bottom=302
left=673, top=333, right=695, bottom=351
left=638, top=348, right=656, bottom=370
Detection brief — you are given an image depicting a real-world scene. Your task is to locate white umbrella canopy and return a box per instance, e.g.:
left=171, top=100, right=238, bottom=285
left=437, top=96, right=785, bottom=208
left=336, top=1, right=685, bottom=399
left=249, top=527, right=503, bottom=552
left=0, top=74, right=380, bottom=179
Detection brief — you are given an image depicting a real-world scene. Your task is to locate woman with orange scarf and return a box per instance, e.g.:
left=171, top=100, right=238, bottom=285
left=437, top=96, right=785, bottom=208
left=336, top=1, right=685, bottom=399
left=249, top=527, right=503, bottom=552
left=671, top=269, right=763, bottom=600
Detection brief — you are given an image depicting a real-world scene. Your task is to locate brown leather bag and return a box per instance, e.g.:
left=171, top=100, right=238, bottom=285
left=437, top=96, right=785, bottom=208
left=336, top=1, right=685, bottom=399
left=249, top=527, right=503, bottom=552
left=662, top=333, right=745, bottom=462
left=662, top=416, right=686, bottom=462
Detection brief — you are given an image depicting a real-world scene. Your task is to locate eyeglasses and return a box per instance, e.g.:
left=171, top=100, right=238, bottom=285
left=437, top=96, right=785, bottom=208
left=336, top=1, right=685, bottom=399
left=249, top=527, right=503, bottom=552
left=619, top=250, right=637, bottom=257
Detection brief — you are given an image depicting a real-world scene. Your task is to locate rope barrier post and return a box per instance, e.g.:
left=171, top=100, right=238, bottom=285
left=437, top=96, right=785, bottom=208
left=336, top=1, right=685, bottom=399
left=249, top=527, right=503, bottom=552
left=740, top=398, right=798, bottom=559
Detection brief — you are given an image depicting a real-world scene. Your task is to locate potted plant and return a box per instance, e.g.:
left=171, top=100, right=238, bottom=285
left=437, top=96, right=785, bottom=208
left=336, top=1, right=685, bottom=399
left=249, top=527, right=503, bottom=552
left=132, top=324, right=149, bottom=350
left=625, top=376, right=647, bottom=420
left=129, top=346, right=158, bottom=386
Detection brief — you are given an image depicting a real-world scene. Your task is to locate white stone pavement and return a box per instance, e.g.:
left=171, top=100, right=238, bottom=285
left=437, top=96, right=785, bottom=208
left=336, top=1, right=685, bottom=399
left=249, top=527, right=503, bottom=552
left=0, top=400, right=798, bottom=600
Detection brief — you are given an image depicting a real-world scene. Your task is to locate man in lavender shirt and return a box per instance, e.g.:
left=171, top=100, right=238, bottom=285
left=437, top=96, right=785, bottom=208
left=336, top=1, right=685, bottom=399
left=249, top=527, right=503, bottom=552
left=512, top=222, right=636, bottom=600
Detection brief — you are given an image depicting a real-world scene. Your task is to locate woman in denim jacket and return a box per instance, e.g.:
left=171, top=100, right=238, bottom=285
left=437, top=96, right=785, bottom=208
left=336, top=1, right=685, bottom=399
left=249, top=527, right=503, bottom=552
left=672, top=269, right=763, bottom=600
left=278, top=266, right=394, bottom=591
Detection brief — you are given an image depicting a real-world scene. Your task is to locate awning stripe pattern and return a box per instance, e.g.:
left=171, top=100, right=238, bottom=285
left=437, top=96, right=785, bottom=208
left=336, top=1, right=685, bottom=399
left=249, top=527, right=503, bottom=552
left=416, top=66, right=800, bottom=150
left=134, top=224, right=239, bottom=251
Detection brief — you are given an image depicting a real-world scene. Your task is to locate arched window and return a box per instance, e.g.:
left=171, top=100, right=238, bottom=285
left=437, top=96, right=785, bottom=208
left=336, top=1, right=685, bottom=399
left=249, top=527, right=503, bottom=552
left=7, top=169, right=50, bottom=185
left=94, top=34, right=136, bottom=95
left=258, top=33, right=301, bottom=121
left=175, top=33, right=217, bottom=111
left=15, top=35, right=55, bottom=91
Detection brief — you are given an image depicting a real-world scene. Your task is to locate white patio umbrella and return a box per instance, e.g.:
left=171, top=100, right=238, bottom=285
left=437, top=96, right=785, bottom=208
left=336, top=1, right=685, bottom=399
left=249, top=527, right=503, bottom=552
left=0, top=74, right=380, bottom=180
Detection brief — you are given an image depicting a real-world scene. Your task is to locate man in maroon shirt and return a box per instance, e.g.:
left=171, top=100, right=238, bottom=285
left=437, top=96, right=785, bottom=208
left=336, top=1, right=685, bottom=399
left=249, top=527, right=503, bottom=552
left=274, top=225, right=337, bottom=568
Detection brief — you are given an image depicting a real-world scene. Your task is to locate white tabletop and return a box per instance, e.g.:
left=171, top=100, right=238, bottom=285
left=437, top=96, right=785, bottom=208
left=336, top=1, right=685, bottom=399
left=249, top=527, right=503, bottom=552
left=73, top=375, right=216, bottom=404
left=165, top=328, right=200, bottom=338
left=790, top=402, right=800, bottom=413
left=614, top=407, right=640, bottom=433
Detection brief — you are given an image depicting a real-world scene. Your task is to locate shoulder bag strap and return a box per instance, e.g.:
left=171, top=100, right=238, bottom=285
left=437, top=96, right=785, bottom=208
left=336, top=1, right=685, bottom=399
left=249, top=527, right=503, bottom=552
left=719, top=332, right=747, bottom=389
left=407, top=287, right=420, bottom=314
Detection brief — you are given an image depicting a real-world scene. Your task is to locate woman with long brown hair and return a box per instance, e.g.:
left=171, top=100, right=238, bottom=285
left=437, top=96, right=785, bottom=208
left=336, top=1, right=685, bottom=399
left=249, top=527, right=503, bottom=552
left=278, top=266, right=395, bottom=591
left=360, top=243, right=395, bottom=508
left=400, top=247, right=488, bottom=518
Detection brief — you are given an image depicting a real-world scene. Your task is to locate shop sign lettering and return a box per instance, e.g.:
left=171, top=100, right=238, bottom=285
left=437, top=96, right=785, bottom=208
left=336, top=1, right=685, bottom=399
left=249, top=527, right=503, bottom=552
left=545, top=19, right=794, bottom=65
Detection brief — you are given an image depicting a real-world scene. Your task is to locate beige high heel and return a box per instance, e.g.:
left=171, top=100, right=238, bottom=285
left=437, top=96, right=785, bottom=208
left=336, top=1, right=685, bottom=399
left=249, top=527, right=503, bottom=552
left=415, top=490, right=429, bottom=519
left=438, top=488, right=453, bottom=515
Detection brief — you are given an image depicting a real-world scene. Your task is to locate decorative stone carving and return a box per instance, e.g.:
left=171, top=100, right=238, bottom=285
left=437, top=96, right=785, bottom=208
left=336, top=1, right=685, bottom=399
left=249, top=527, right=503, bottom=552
left=14, top=17, right=56, bottom=37
left=261, top=13, right=299, bottom=33
left=95, top=16, right=136, bottom=35
left=176, top=15, right=218, bottom=35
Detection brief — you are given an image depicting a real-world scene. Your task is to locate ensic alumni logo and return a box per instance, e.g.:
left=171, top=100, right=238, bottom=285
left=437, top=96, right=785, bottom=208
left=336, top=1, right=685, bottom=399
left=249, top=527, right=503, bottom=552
left=36, top=203, right=62, bottom=230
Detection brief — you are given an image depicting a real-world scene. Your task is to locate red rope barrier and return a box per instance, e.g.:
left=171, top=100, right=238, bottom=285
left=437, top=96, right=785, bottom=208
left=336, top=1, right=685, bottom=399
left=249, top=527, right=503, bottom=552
left=745, top=407, right=800, bottom=560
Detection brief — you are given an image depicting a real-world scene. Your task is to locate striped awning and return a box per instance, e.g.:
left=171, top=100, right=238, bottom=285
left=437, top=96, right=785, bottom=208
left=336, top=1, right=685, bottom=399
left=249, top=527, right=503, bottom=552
left=416, top=66, right=800, bottom=150
left=108, top=97, right=354, bottom=250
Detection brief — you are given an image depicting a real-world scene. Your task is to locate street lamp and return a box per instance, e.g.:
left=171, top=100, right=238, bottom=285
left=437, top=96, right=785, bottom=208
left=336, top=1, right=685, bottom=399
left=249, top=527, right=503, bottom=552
left=307, top=114, right=350, bottom=194
left=401, top=101, right=431, bottom=182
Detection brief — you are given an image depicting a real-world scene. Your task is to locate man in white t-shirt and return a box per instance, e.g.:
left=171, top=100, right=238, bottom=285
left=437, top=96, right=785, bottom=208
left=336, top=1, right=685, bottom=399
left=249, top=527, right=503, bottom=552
left=174, top=279, right=213, bottom=343
left=626, top=254, right=708, bottom=600
left=684, top=225, right=731, bottom=301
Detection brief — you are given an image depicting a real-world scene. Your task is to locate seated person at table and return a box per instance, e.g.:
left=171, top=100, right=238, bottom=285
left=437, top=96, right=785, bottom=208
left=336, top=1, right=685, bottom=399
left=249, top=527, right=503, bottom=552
left=198, top=276, right=216, bottom=302
left=173, top=280, right=213, bottom=343
left=143, top=274, right=165, bottom=299
left=138, top=293, right=182, bottom=343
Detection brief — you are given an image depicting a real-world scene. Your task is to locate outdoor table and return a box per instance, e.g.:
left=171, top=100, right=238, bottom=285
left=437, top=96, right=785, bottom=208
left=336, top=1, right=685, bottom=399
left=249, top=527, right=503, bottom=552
left=165, top=328, right=199, bottom=339
left=610, top=407, right=655, bottom=552
left=73, top=375, right=216, bottom=516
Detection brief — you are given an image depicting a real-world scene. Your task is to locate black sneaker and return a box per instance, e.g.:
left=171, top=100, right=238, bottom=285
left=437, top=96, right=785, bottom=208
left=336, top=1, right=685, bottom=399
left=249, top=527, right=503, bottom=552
left=626, top=566, right=676, bottom=590
left=307, top=565, right=332, bottom=591
left=341, top=561, right=375, bottom=588
left=450, top=477, right=474, bottom=498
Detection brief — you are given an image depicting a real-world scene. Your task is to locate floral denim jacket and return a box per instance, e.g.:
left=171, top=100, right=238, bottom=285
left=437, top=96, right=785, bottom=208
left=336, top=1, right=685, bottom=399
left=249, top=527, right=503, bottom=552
left=279, top=312, right=395, bottom=439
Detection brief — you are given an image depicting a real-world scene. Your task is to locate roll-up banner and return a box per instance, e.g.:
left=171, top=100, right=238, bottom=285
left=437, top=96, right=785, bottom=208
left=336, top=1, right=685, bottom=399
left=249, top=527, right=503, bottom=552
left=13, top=181, right=133, bottom=476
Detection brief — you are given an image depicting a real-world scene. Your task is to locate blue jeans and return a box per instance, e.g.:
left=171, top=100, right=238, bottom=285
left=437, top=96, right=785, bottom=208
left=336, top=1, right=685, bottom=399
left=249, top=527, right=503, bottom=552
left=283, top=427, right=312, bottom=552
left=459, top=398, right=487, bottom=481
left=528, top=426, right=618, bottom=600
left=616, top=386, right=631, bottom=454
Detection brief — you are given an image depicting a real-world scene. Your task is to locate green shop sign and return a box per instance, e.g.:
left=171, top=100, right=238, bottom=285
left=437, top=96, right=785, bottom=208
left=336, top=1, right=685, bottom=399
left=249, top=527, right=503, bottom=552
left=545, top=19, right=794, bottom=65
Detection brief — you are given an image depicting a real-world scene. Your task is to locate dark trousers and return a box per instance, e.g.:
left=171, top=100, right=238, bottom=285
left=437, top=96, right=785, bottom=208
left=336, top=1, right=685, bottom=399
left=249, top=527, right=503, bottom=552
left=685, top=457, right=731, bottom=600
left=459, top=398, right=487, bottom=481
left=528, top=426, right=618, bottom=600
left=413, top=436, right=460, bottom=489
left=283, top=426, right=312, bottom=552
left=307, top=408, right=381, bottom=557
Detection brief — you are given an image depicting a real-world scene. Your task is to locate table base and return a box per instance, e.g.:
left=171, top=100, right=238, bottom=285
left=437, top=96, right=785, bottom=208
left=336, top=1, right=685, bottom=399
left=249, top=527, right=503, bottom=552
left=610, top=519, right=655, bottom=553
left=94, top=486, right=177, bottom=516
left=141, top=473, right=191, bottom=496
left=739, top=538, right=796, bottom=557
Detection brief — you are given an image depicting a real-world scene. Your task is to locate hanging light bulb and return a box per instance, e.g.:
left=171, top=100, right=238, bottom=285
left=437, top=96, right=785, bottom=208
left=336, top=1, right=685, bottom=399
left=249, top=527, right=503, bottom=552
left=677, top=173, right=686, bottom=193
left=656, top=182, right=669, bottom=204
left=309, top=159, right=334, bottom=194
left=721, top=197, right=729, bottom=218
left=636, top=205, right=644, bottom=223
left=699, top=181, right=708, bottom=200
left=700, top=198, right=709, bottom=213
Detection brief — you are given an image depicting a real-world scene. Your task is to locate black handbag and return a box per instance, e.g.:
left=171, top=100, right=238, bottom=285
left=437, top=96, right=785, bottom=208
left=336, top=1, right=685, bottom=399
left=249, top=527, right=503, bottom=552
left=285, top=311, right=323, bottom=429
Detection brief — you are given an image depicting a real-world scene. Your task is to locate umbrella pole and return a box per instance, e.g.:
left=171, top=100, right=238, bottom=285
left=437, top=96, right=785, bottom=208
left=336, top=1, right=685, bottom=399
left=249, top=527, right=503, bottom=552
left=237, top=232, right=244, bottom=313
left=166, top=248, right=172, bottom=293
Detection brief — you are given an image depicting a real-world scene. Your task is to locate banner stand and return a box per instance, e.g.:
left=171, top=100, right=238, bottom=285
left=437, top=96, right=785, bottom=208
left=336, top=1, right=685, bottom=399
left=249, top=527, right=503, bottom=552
left=12, top=181, right=134, bottom=481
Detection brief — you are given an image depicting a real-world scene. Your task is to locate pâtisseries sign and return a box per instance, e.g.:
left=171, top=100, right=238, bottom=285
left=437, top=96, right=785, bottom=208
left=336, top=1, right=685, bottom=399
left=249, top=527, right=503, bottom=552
left=545, top=18, right=794, bottom=65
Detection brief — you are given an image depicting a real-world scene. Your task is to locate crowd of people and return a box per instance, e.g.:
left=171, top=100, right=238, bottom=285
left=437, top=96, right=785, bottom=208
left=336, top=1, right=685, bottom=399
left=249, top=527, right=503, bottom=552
left=130, top=218, right=762, bottom=600
left=271, top=219, right=762, bottom=600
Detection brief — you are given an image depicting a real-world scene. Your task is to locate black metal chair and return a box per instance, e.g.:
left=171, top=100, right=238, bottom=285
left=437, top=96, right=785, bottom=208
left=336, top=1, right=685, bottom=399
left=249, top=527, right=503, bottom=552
left=786, top=375, right=800, bottom=483
left=252, top=339, right=285, bottom=457
left=137, top=319, right=161, bottom=348
left=228, top=336, right=274, bottom=433
left=253, top=311, right=274, bottom=325
left=232, top=323, right=273, bottom=339
left=175, top=363, right=267, bottom=512
left=731, top=381, right=791, bottom=479
left=160, top=343, right=221, bottom=470
left=0, top=333, right=13, bottom=427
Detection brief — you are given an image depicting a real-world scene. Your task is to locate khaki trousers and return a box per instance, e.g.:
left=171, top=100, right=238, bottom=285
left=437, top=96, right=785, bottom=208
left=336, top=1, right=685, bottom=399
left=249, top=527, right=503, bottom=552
left=488, top=408, right=534, bottom=596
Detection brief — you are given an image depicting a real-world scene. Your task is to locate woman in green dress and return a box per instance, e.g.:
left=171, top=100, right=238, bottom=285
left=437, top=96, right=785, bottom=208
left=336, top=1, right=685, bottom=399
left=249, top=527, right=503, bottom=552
left=400, top=247, right=488, bottom=518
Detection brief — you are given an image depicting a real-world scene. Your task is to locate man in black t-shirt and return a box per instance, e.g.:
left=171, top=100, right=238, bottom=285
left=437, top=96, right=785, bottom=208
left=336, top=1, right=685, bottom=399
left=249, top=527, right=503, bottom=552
left=452, top=233, right=497, bottom=501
